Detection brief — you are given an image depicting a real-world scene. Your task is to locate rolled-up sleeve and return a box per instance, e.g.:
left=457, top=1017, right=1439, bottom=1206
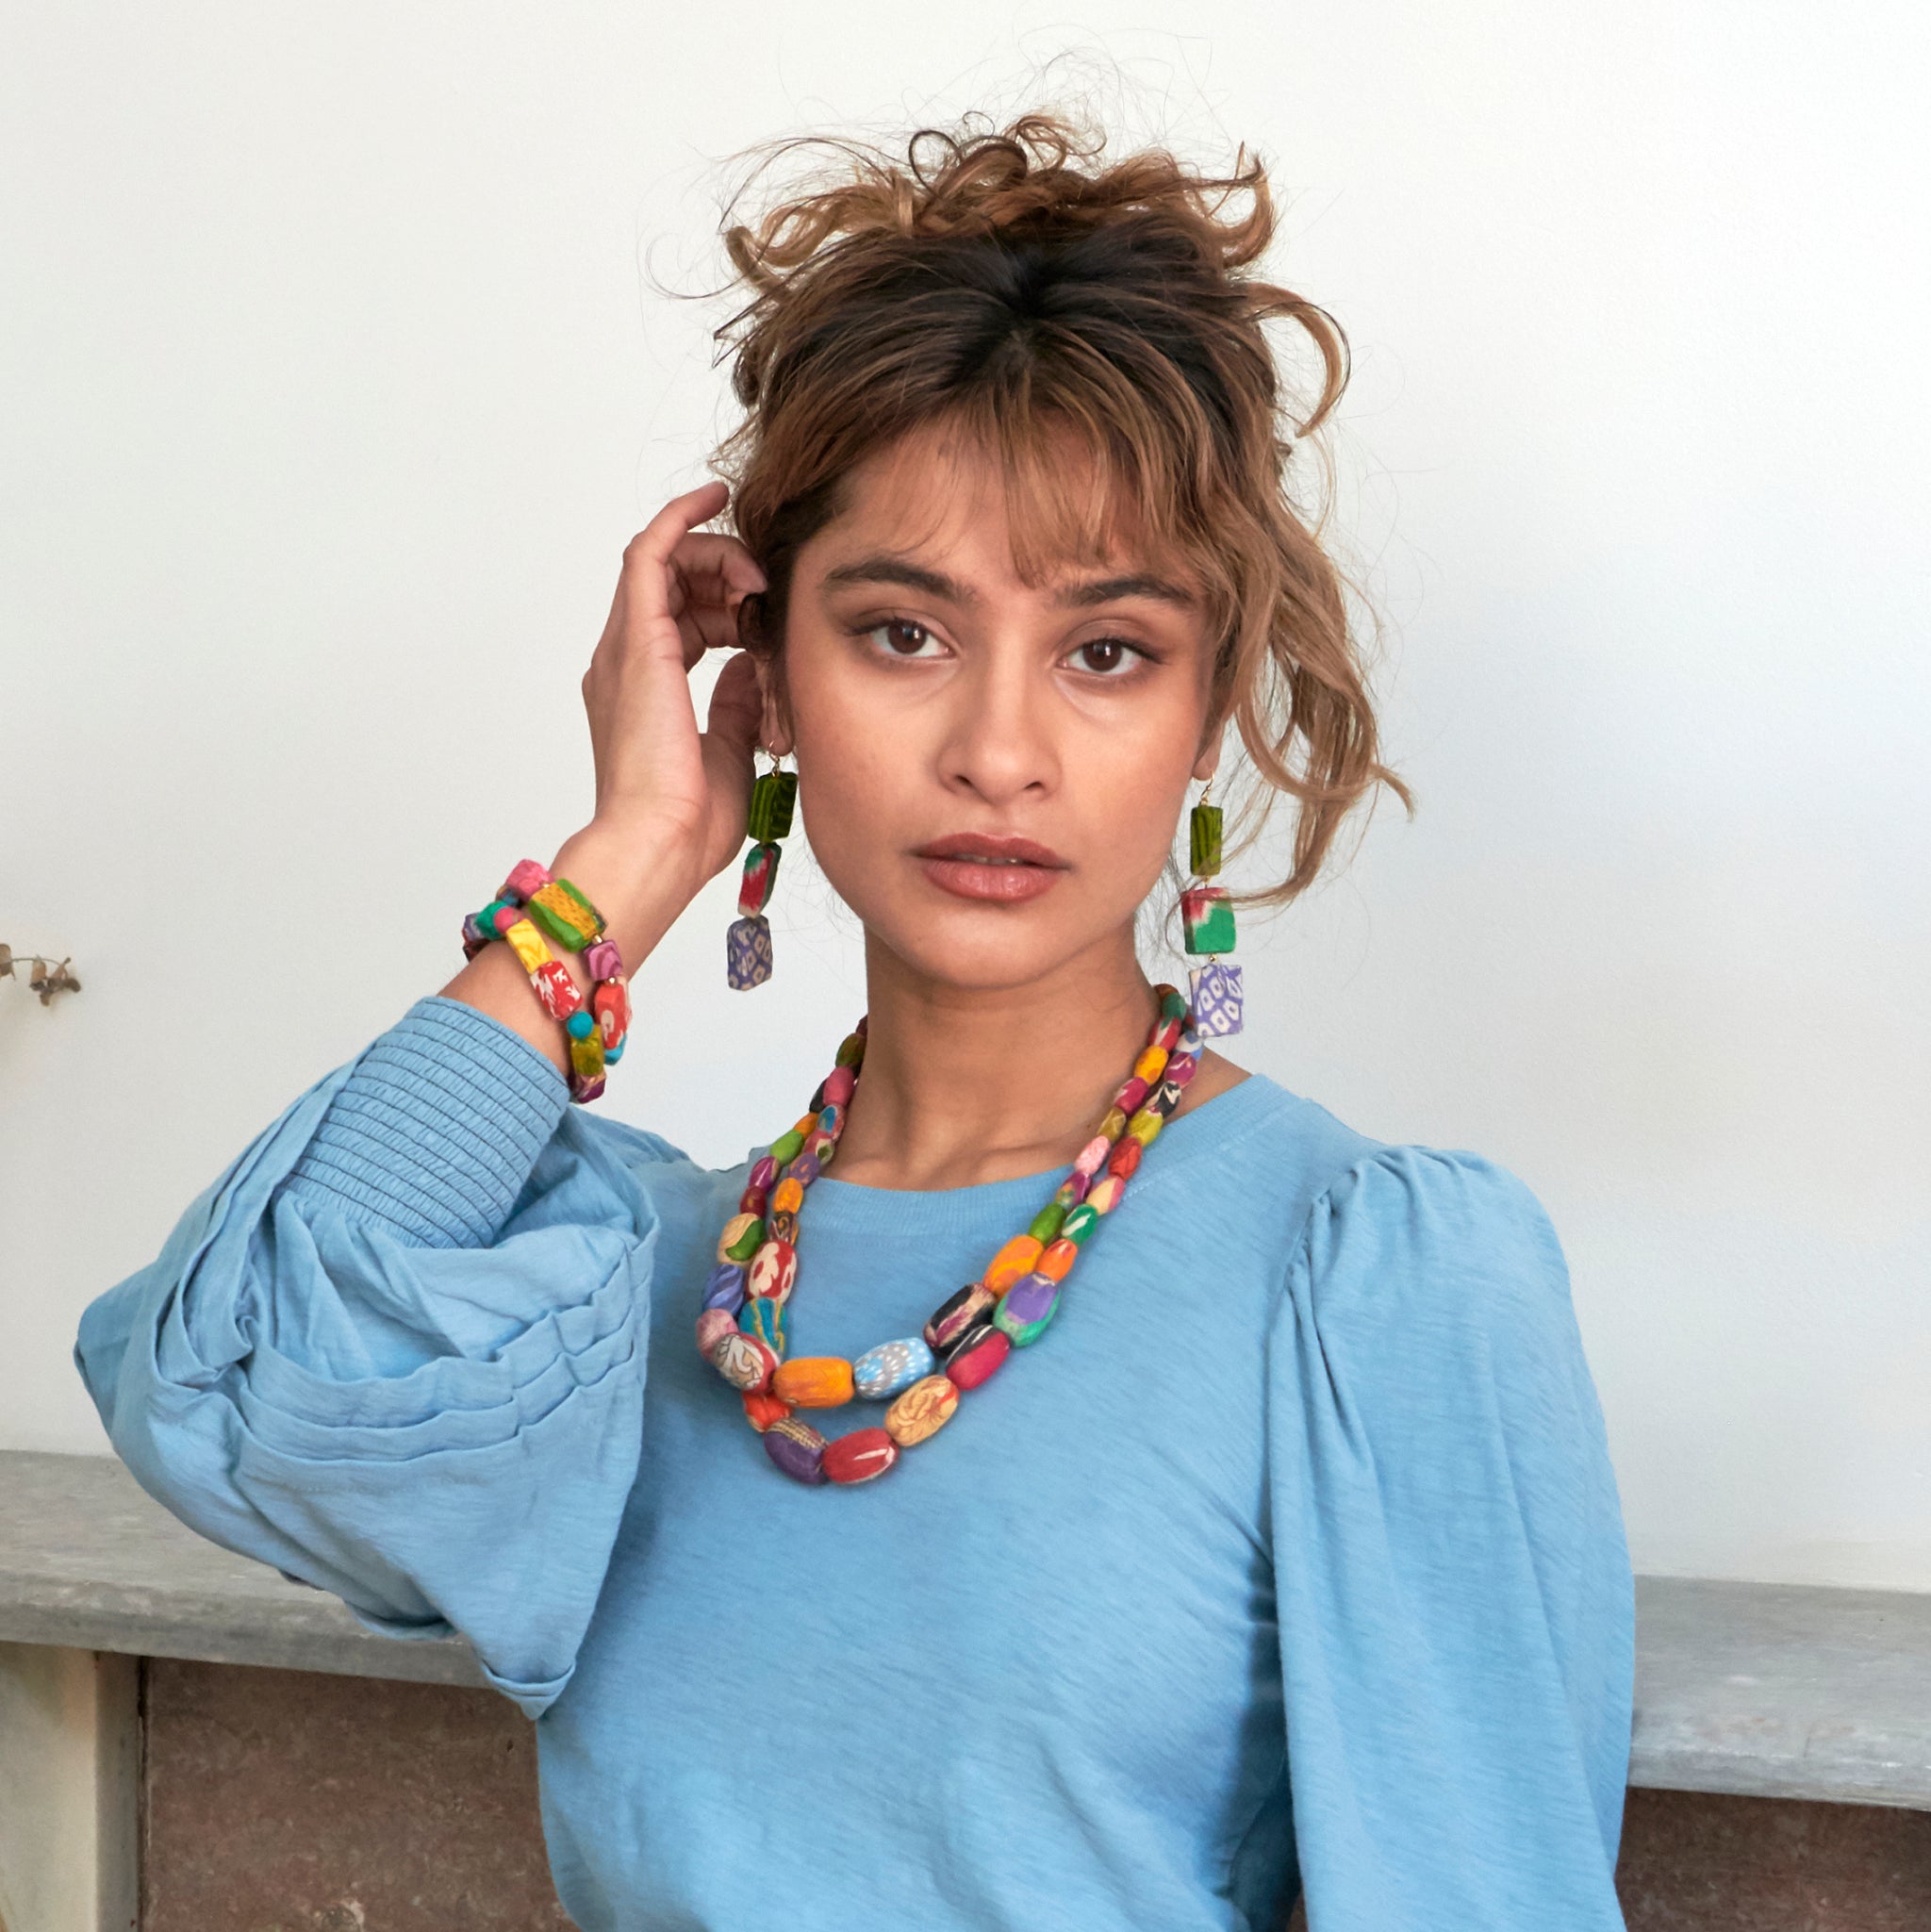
left=74, top=997, right=675, bottom=1718
left=1266, top=1146, right=1634, bottom=1928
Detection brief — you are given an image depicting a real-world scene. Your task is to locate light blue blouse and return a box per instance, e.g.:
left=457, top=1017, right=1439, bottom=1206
left=74, top=996, right=1634, bottom=1931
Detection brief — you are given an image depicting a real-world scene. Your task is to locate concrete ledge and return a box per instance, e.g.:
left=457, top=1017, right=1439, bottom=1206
left=0, top=1451, right=487, bottom=1689
left=1631, top=1573, right=1931, bottom=1810
left=6, top=1452, right=1931, bottom=1808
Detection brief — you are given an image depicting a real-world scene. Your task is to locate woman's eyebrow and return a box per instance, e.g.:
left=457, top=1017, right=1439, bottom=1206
left=817, top=558, right=1196, bottom=610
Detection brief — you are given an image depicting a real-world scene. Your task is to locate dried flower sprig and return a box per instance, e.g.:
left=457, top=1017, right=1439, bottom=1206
left=0, top=945, right=82, bottom=1005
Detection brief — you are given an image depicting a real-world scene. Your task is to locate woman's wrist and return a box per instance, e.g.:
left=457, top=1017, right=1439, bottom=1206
left=549, top=817, right=701, bottom=976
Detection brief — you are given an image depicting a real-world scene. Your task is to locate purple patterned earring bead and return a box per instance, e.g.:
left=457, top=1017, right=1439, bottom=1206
left=727, top=914, right=774, bottom=990
left=1188, top=960, right=1244, bottom=1036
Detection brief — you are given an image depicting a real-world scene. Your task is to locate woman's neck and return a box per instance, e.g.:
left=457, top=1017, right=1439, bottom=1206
left=828, top=928, right=1165, bottom=1193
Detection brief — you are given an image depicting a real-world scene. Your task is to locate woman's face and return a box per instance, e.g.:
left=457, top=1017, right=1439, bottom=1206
left=762, top=421, right=1224, bottom=995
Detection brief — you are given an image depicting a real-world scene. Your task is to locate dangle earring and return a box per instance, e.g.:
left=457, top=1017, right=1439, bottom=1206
left=727, top=750, right=796, bottom=990
left=1180, top=779, right=1244, bottom=1035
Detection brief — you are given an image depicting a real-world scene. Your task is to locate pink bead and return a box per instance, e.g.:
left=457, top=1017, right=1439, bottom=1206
left=1060, top=1170, right=1090, bottom=1206
left=1114, top=1075, right=1149, bottom=1115
left=491, top=903, right=521, bottom=935
left=570, top=1075, right=606, bottom=1104
left=584, top=938, right=624, bottom=981
left=823, top=1065, right=856, bottom=1106
left=696, top=1308, right=736, bottom=1357
left=1166, top=1052, right=1199, bottom=1088
left=749, top=1154, right=779, bottom=1192
left=500, top=859, right=552, bottom=903
left=1073, top=1133, right=1112, bottom=1179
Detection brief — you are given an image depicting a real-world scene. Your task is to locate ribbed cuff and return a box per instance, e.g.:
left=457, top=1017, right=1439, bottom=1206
left=280, top=997, right=570, bottom=1247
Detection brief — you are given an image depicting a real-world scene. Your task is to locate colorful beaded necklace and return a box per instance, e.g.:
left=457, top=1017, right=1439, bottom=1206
left=698, top=984, right=1202, bottom=1486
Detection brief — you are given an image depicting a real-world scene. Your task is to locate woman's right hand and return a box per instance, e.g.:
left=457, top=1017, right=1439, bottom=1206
left=569, top=480, right=770, bottom=933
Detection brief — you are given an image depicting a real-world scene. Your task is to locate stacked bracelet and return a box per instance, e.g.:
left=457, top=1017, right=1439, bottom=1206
left=460, top=860, right=631, bottom=1103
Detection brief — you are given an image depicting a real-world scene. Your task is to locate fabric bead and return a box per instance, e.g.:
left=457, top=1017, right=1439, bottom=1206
left=804, top=1130, right=836, bottom=1167
left=487, top=900, right=522, bottom=936
left=1073, top=1133, right=1111, bottom=1179
left=1106, top=1136, right=1143, bottom=1181
left=567, top=1010, right=595, bottom=1041
left=1098, top=1105, right=1128, bottom=1142
left=748, top=1238, right=799, bottom=1305
left=747, top=768, right=799, bottom=842
left=737, top=841, right=782, bottom=916
left=783, top=1149, right=821, bottom=1188
left=591, top=976, right=631, bottom=1051
left=727, top=914, right=774, bottom=990
left=740, top=1296, right=784, bottom=1353
left=503, top=916, right=552, bottom=976
left=568, top=1032, right=605, bottom=1087
left=1180, top=884, right=1236, bottom=955
left=823, top=1064, right=856, bottom=1106
left=749, top=1154, right=779, bottom=1192
left=822, top=1428, right=899, bottom=1485
left=1150, top=1078, right=1186, bottom=1118
left=945, top=1326, right=1010, bottom=1392
left=834, top=1031, right=866, bottom=1068
left=1114, top=1074, right=1149, bottom=1115
left=1189, top=801, right=1223, bottom=877
left=924, top=1282, right=996, bottom=1354
left=703, top=1263, right=748, bottom=1313
left=1151, top=1014, right=1183, bottom=1055
left=1188, top=960, right=1244, bottom=1035
left=741, top=1389, right=793, bottom=1431
left=817, top=1102, right=844, bottom=1139
left=532, top=960, right=585, bottom=1023
left=570, top=1075, right=606, bottom=1104
left=528, top=878, right=603, bottom=950
left=853, top=1337, right=934, bottom=1400
left=993, top=1273, right=1060, bottom=1347
left=1055, top=1173, right=1090, bottom=1210
left=984, top=1234, right=1042, bottom=1292
left=1028, top=1203, right=1065, bottom=1246
left=498, top=860, right=551, bottom=902
left=762, top=1414, right=828, bottom=1484
left=938, top=1316, right=998, bottom=1368
left=584, top=938, right=623, bottom=982
left=696, top=1308, right=737, bottom=1358
left=718, top=1212, right=764, bottom=1263
left=739, top=1184, right=768, bottom=1217
left=1159, top=985, right=1188, bottom=1021
left=1127, top=1108, right=1164, bottom=1148
left=1085, top=1174, right=1127, bottom=1215
left=772, top=1356, right=855, bottom=1407
left=767, top=1209, right=798, bottom=1244
left=767, top=1128, right=805, bottom=1166
left=884, top=1375, right=959, bottom=1447
left=711, top=1330, right=779, bottom=1394
left=771, top=1176, right=804, bottom=1215
left=1061, top=1202, right=1098, bottom=1246
left=1131, top=1046, right=1167, bottom=1087
left=1037, top=1237, right=1079, bottom=1282
left=1178, top=1025, right=1203, bottom=1056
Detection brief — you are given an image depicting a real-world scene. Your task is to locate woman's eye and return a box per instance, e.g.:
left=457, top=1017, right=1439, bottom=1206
left=863, top=618, right=945, bottom=659
left=1067, top=636, right=1145, bottom=677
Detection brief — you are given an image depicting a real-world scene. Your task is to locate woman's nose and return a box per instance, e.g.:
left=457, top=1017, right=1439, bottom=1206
left=935, top=643, right=1060, bottom=806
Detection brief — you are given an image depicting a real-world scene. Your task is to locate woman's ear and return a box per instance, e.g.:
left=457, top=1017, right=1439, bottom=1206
left=1190, top=718, right=1225, bottom=785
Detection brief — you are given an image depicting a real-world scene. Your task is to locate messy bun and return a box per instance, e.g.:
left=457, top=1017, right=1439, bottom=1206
left=710, top=110, right=1408, bottom=909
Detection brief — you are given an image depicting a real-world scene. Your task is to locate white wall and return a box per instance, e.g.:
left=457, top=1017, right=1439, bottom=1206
left=3, top=4, right=1924, bottom=1588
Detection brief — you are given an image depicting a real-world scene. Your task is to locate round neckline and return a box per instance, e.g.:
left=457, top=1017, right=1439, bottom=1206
left=798, top=1070, right=1283, bottom=1238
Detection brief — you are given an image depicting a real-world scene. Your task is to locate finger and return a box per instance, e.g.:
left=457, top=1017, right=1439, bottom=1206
left=673, top=531, right=767, bottom=602
left=626, top=481, right=731, bottom=570
left=705, top=650, right=765, bottom=758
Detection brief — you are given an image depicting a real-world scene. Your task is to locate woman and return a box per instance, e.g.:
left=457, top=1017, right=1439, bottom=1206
left=74, top=113, right=1634, bottom=1930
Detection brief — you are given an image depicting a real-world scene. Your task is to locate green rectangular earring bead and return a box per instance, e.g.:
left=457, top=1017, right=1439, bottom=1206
left=1189, top=802, right=1223, bottom=878
left=748, top=769, right=798, bottom=843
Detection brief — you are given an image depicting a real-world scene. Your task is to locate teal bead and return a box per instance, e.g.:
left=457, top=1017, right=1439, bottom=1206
left=566, top=1010, right=594, bottom=1040
left=1062, top=1202, right=1098, bottom=1246
left=993, top=1272, right=1060, bottom=1347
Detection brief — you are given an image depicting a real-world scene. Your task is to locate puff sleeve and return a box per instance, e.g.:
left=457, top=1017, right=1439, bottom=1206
left=1267, top=1147, right=1634, bottom=1929
left=74, top=996, right=668, bottom=1718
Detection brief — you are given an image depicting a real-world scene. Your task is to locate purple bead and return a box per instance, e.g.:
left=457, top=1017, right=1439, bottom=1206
left=782, top=1149, right=820, bottom=1187
left=727, top=913, right=774, bottom=990
left=584, top=938, right=623, bottom=981
left=1002, top=1275, right=1059, bottom=1327
left=1188, top=962, right=1244, bottom=1037
left=762, top=1420, right=828, bottom=1484
left=703, top=1263, right=748, bottom=1313
left=748, top=1154, right=779, bottom=1192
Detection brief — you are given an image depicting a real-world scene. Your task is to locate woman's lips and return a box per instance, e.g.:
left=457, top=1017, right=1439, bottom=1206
left=914, top=840, right=1069, bottom=904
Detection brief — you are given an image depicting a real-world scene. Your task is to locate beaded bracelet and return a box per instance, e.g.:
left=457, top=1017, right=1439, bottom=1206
left=460, top=860, right=631, bottom=1102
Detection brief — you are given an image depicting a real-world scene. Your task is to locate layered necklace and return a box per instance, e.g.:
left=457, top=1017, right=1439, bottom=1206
left=698, top=984, right=1201, bottom=1485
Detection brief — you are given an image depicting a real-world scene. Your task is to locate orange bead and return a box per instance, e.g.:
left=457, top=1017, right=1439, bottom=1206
left=772, top=1176, right=804, bottom=1214
left=1037, top=1237, right=1079, bottom=1282
left=983, top=1234, right=1044, bottom=1293
left=1132, top=1045, right=1168, bottom=1086
left=1106, top=1136, right=1143, bottom=1181
left=771, top=1355, right=856, bottom=1408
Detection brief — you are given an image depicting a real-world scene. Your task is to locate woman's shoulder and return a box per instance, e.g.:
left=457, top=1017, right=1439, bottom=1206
left=1182, top=1065, right=1570, bottom=1323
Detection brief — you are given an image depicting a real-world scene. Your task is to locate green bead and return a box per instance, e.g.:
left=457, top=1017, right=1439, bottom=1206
left=748, top=769, right=799, bottom=843
left=1062, top=1202, right=1098, bottom=1247
left=768, top=1129, right=805, bottom=1166
left=724, top=1216, right=765, bottom=1263
left=1182, top=886, right=1238, bottom=955
left=1190, top=801, right=1223, bottom=877
left=1160, top=987, right=1188, bottom=1021
left=1029, top=1203, right=1065, bottom=1246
